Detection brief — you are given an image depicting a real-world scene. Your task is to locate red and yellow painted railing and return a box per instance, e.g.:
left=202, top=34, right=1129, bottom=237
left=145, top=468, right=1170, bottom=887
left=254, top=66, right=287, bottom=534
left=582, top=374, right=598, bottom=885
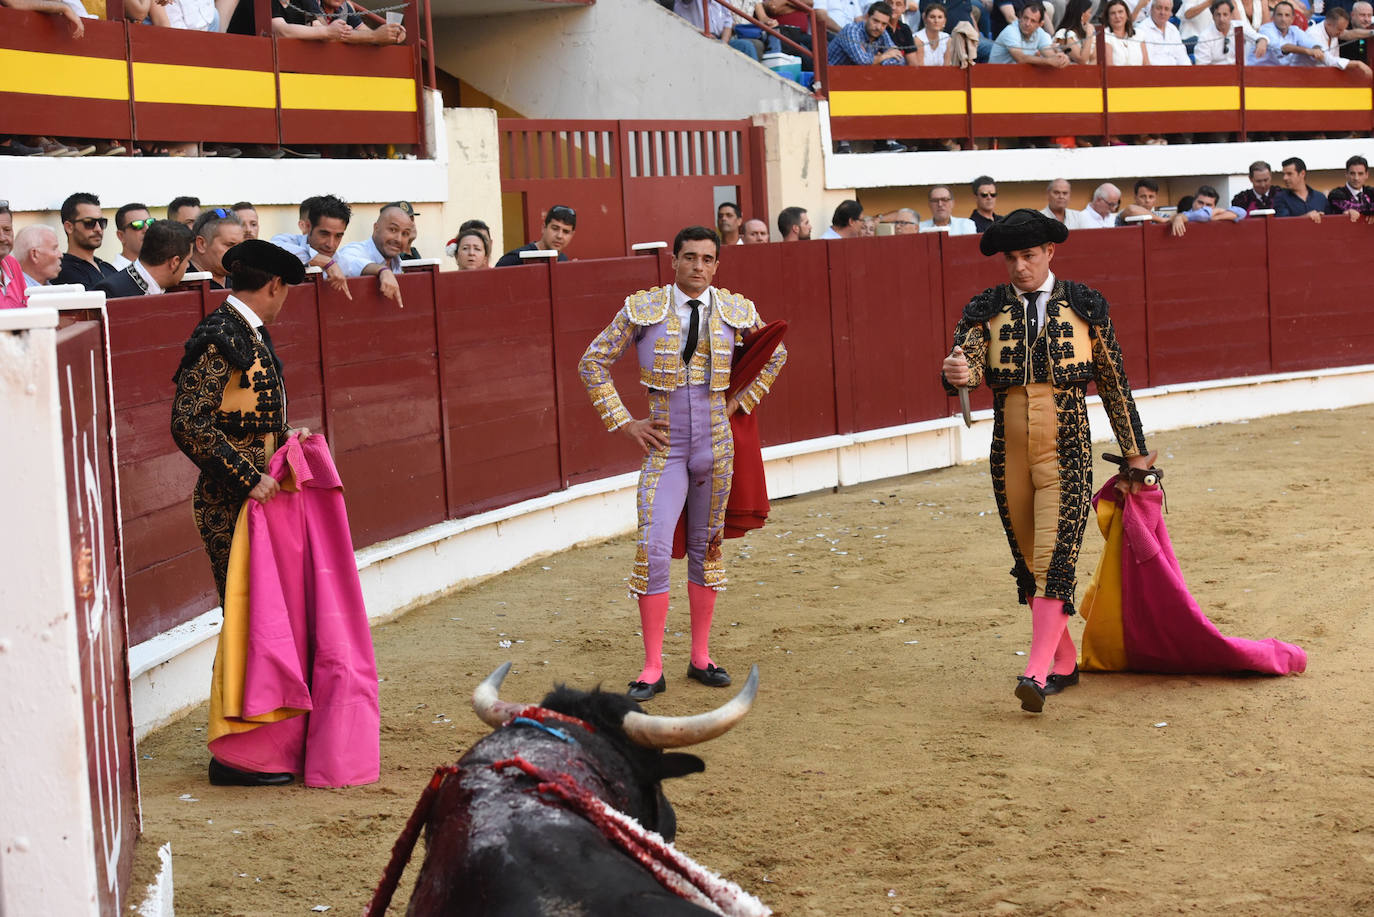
left=827, top=26, right=1372, bottom=143
left=0, top=8, right=426, bottom=150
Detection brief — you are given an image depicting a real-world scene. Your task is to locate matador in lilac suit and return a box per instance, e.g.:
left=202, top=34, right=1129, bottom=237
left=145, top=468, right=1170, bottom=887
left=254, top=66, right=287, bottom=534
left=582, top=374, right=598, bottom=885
left=579, top=226, right=786, bottom=701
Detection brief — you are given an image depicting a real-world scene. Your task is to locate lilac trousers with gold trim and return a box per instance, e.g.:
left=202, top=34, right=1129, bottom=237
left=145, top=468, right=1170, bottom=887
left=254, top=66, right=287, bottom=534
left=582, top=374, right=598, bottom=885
left=631, top=384, right=733, bottom=594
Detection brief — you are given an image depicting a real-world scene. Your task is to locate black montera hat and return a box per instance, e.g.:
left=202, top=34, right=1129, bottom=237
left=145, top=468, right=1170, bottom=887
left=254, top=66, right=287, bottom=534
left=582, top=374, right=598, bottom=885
left=225, top=239, right=306, bottom=285
left=979, top=208, right=1070, bottom=257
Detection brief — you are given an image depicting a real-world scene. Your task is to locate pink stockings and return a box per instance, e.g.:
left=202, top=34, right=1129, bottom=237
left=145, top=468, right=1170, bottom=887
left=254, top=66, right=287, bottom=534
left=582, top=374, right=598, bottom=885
left=636, top=583, right=718, bottom=682
left=1022, top=596, right=1076, bottom=687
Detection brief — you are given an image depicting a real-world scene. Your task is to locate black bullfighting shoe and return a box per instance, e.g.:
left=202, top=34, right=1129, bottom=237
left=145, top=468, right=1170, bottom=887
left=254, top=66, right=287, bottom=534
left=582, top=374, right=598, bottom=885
left=209, top=757, right=294, bottom=787
left=1043, top=665, right=1080, bottom=696
left=1014, top=676, right=1046, bottom=713
left=686, top=662, right=732, bottom=687
left=627, top=675, right=666, bottom=701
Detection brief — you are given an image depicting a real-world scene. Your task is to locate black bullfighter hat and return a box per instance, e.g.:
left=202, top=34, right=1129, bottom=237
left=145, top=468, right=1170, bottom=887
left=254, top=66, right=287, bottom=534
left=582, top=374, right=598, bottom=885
left=224, top=238, right=307, bottom=285
left=979, top=207, right=1070, bottom=257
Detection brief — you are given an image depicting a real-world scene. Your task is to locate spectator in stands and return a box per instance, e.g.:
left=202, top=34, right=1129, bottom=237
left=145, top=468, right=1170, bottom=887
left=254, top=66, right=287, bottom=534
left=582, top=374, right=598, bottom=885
left=885, top=0, right=919, bottom=61
left=1176, top=0, right=1217, bottom=55
left=1138, top=0, right=1192, bottom=65
left=1307, top=8, right=1374, bottom=73
left=1079, top=183, right=1121, bottom=228
left=718, top=202, right=744, bottom=246
left=1274, top=156, right=1328, bottom=220
left=991, top=4, right=1069, bottom=66
left=13, top=225, right=62, bottom=290
left=0, top=0, right=84, bottom=37
left=456, top=218, right=493, bottom=259
left=914, top=2, right=955, bottom=64
left=673, top=0, right=771, bottom=60
left=272, top=195, right=352, bottom=296
left=0, top=201, right=26, bottom=309
left=270, top=0, right=398, bottom=42
left=188, top=209, right=245, bottom=290
left=1194, top=0, right=1268, bottom=65
left=1326, top=155, right=1374, bottom=220
left=820, top=199, right=865, bottom=238
left=1051, top=0, right=1097, bottom=64
left=168, top=197, right=202, bottom=229
left=763, top=0, right=845, bottom=65
left=921, top=186, right=977, bottom=233
left=1169, top=184, right=1245, bottom=236
left=450, top=228, right=490, bottom=270
left=110, top=204, right=151, bottom=271
left=1118, top=178, right=1170, bottom=223
left=54, top=193, right=119, bottom=288
left=94, top=221, right=194, bottom=296
left=742, top=218, right=772, bottom=242
left=1231, top=161, right=1276, bottom=214
left=337, top=202, right=415, bottom=304
left=969, top=175, right=1001, bottom=232
left=1041, top=178, right=1087, bottom=228
left=495, top=204, right=576, bottom=267
left=232, top=202, right=260, bottom=239
left=1254, top=2, right=1323, bottom=63
left=1340, top=2, right=1373, bottom=66
left=881, top=207, right=921, bottom=232
left=829, top=2, right=907, bottom=66
left=778, top=205, right=813, bottom=240
left=1102, top=0, right=1149, bottom=64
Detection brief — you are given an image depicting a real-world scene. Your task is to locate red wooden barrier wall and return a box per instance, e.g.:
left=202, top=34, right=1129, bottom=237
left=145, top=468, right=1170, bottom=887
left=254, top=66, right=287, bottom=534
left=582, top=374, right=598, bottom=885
left=109, top=221, right=1374, bottom=644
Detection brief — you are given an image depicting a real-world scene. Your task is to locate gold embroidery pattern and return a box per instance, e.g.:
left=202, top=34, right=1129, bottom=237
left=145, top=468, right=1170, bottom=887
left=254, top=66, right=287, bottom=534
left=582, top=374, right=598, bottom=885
left=579, top=308, right=638, bottom=431
left=701, top=390, right=734, bottom=589
left=629, top=390, right=673, bottom=595
left=625, top=286, right=672, bottom=326
left=734, top=308, right=787, bottom=413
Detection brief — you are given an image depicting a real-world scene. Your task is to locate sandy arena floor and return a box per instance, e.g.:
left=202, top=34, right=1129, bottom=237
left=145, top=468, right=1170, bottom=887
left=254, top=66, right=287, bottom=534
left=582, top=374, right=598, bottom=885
left=134, top=404, right=1374, bottom=916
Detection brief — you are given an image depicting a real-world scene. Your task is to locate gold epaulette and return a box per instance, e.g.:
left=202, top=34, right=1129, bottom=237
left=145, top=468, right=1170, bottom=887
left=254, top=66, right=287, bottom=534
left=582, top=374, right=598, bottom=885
left=714, top=289, right=759, bottom=329
left=624, top=286, right=671, bottom=326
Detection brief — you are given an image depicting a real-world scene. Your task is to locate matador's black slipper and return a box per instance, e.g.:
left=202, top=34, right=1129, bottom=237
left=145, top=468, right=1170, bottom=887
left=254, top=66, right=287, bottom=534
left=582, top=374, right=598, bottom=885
left=1015, top=676, right=1046, bottom=713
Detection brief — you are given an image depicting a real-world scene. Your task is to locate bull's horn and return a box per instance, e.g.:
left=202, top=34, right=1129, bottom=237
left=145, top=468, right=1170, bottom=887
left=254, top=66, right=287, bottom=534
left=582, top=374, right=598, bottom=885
left=471, top=662, right=528, bottom=728
left=621, top=664, right=759, bottom=749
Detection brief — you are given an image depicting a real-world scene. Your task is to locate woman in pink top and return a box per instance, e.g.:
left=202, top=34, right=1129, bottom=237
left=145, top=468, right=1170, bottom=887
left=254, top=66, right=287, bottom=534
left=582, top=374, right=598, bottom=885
left=1, top=203, right=27, bottom=309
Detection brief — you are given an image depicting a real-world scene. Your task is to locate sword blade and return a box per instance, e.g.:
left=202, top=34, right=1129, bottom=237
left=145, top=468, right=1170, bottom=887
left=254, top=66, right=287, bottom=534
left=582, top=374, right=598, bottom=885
left=957, top=387, right=973, bottom=428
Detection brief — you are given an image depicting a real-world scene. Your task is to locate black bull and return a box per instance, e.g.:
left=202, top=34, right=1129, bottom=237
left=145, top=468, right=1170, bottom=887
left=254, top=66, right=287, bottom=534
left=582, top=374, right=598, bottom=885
left=403, top=662, right=761, bottom=916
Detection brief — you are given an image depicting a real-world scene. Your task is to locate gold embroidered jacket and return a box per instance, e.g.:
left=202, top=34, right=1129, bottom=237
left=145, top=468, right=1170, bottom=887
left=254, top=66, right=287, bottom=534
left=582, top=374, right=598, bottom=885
left=945, top=280, right=1147, bottom=457
left=170, top=305, right=288, bottom=500
left=579, top=285, right=787, bottom=431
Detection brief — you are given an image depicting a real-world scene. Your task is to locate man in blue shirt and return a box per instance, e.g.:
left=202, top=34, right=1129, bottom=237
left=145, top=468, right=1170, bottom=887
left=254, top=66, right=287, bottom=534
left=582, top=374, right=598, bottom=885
left=336, top=202, right=415, bottom=307
left=1252, top=1, right=1324, bottom=64
left=827, top=1, right=906, bottom=65
left=1273, top=156, right=1330, bottom=221
left=1168, top=185, right=1245, bottom=236
left=990, top=3, right=1067, bottom=66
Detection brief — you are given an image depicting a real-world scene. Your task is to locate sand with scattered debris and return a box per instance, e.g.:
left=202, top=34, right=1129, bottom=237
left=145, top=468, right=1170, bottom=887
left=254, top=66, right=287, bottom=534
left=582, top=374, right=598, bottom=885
left=135, top=404, right=1374, bottom=916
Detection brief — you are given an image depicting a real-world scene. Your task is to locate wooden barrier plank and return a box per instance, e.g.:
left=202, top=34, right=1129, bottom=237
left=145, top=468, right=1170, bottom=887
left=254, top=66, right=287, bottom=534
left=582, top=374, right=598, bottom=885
left=332, top=436, right=447, bottom=548
left=124, top=549, right=216, bottom=646
left=1143, top=218, right=1271, bottom=384
left=116, top=451, right=197, bottom=521
left=1266, top=217, right=1374, bottom=372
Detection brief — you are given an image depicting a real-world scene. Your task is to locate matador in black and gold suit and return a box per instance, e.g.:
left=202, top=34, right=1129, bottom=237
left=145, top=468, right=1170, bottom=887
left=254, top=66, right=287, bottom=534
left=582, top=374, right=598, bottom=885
left=170, top=258, right=295, bottom=603
left=942, top=209, right=1151, bottom=714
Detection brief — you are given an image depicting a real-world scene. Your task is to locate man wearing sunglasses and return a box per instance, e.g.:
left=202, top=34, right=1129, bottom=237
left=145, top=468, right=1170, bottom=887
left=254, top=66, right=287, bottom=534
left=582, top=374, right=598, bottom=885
left=969, top=175, right=1003, bottom=234
left=494, top=205, right=576, bottom=267
left=55, top=192, right=120, bottom=289
left=111, top=203, right=151, bottom=271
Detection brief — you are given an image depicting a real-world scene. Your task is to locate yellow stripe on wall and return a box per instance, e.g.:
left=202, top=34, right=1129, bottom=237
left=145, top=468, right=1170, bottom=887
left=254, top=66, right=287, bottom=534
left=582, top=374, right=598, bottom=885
left=1107, top=85, right=1240, bottom=112
left=829, top=89, right=967, bottom=117
left=0, top=48, right=128, bottom=101
left=1245, top=85, right=1371, bottom=111
left=132, top=62, right=276, bottom=108
left=971, top=86, right=1102, bottom=114
left=279, top=73, right=417, bottom=112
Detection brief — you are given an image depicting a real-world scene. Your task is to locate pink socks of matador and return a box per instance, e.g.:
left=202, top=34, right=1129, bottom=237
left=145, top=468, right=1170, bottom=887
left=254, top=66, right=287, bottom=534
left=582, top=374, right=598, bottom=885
left=687, top=581, right=718, bottom=669
left=635, top=592, right=669, bottom=684
left=1022, top=595, right=1070, bottom=687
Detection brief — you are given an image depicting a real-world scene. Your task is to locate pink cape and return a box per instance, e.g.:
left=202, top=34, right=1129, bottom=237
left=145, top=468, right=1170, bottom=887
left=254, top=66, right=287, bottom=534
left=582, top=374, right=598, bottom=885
left=1084, top=478, right=1306, bottom=676
left=209, top=435, right=381, bottom=787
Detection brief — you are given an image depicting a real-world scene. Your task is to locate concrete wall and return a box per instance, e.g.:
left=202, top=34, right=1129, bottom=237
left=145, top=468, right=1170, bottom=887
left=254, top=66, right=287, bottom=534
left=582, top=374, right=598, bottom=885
left=434, top=0, right=814, bottom=120
left=3, top=92, right=505, bottom=273
left=755, top=111, right=857, bottom=241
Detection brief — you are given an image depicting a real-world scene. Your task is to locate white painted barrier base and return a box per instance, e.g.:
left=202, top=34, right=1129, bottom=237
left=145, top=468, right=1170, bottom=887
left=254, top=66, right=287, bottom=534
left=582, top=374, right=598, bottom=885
left=129, top=364, right=1374, bottom=739
left=133, top=843, right=174, bottom=917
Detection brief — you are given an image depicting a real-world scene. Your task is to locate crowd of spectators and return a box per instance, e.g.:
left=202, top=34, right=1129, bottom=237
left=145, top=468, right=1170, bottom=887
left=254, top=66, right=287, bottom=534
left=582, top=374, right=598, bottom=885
left=1, top=0, right=409, bottom=158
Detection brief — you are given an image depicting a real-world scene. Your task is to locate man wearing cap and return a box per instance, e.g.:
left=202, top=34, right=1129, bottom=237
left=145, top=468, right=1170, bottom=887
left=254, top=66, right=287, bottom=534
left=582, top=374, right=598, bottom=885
left=941, top=209, right=1154, bottom=714
left=494, top=205, right=577, bottom=267
left=579, top=225, right=786, bottom=702
left=336, top=201, right=416, bottom=307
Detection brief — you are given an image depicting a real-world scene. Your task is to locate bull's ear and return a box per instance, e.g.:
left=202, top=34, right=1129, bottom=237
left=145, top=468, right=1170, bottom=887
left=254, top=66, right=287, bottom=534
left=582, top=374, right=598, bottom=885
left=659, top=753, right=706, bottom=779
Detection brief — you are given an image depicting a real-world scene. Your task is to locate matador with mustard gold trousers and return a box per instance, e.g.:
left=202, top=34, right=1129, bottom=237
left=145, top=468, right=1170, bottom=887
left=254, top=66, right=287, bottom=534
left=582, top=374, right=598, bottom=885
left=945, top=279, right=1147, bottom=612
left=580, top=284, right=786, bottom=596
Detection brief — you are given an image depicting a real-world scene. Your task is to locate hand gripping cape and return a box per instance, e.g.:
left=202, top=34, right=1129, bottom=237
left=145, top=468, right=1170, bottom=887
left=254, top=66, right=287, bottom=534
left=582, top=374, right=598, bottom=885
left=1079, top=478, right=1306, bottom=675
left=672, top=320, right=788, bottom=558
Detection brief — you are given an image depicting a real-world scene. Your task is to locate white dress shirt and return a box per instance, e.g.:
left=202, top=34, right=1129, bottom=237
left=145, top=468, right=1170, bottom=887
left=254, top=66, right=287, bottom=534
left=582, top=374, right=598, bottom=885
left=672, top=284, right=713, bottom=385
left=1137, top=17, right=1193, bottom=65
left=1078, top=205, right=1116, bottom=228
left=919, top=217, right=977, bottom=236
left=1014, top=271, right=1056, bottom=334
left=1306, top=21, right=1350, bottom=69
left=133, top=259, right=163, bottom=295
left=111, top=253, right=132, bottom=271
left=1041, top=206, right=1088, bottom=230
left=226, top=294, right=264, bottom=339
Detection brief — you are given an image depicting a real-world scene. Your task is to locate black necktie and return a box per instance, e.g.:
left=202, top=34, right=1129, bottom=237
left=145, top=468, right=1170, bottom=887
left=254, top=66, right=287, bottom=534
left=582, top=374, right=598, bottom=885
left=1024, top=291, right=1041, bottom=342
left=682, top=299, right=702, bottom=362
